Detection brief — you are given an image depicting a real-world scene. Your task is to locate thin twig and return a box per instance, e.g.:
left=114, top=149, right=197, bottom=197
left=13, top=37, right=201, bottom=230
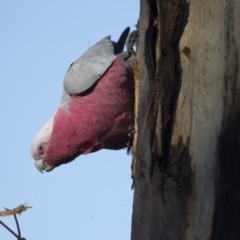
left=0, top=204, right=31, bottom=217
left=14, top=214, right=21, bottom=239
left=0, top=220, right=19, bottom=239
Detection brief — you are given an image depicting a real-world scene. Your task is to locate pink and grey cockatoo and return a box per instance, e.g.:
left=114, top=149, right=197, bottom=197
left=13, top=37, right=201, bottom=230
left=31, top=27, right=134, bottom=172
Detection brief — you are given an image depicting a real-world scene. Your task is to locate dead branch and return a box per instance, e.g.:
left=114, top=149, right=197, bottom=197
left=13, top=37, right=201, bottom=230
left=0, top=204, right=31, bottom=217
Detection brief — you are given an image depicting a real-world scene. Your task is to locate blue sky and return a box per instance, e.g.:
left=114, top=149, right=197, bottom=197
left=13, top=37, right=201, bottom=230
left=0, top=1, right=139, bottom=239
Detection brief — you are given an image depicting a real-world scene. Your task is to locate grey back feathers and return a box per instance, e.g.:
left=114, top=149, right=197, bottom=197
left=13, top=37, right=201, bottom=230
left=62, top=27, right=130, bottom=97
left=60, top=89, right=72, bottom=111
left=63, top=37, right=116, bottom=95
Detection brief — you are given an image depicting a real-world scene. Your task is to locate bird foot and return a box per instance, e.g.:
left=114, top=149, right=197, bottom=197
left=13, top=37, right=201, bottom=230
left=128, top=124, right=136, bottom=138
left=127, top=124, right=135, bottom=155
left=125, top=30, right=138, bottom=58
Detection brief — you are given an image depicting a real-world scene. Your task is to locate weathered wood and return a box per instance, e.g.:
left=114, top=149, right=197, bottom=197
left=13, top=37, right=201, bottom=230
left=131, top=0, right=240, bottom=239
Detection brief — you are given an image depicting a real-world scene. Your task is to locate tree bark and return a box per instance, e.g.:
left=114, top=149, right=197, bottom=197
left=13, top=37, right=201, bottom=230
left=131, top=0, right=240, bottom=239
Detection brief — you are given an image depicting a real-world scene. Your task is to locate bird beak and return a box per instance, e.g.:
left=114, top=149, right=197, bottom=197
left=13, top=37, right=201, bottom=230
left=34, top=159, right=54, bottom=173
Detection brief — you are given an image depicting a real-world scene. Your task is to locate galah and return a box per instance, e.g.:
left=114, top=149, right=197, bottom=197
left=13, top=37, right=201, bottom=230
left=31, top=27, right=134, bottom=172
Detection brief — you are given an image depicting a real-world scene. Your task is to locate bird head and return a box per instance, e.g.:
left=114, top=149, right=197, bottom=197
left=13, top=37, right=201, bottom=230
left=31, top=109, right=80, bottom=172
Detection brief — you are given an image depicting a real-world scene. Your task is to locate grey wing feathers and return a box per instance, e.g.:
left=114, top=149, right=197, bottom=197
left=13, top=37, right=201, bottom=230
left=63, top=36, right=116, bottom=95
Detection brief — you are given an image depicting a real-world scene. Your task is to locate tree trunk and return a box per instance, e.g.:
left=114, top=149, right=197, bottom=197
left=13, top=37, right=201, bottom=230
left=131, top=0, right=240, bottom=239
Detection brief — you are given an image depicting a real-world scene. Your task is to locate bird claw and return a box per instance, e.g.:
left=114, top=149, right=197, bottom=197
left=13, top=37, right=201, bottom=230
left=128, top=124, right=136, bottom=138
left=125, top=30, right=138, bottom=58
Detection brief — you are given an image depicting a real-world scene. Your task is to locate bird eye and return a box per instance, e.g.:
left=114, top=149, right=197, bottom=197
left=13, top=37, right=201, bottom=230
left=38, top=144, right=45, bottom=155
